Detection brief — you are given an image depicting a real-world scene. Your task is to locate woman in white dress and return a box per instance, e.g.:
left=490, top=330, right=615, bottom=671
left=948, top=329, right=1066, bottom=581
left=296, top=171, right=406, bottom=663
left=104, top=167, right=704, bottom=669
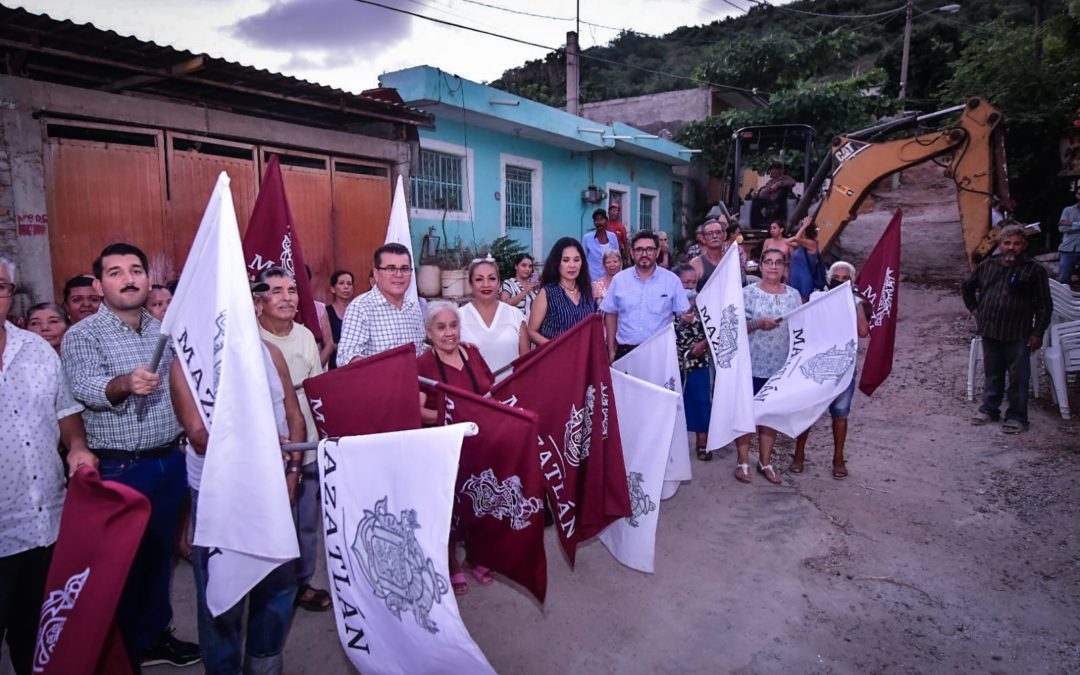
left=460, top=257, right=529, bottom=380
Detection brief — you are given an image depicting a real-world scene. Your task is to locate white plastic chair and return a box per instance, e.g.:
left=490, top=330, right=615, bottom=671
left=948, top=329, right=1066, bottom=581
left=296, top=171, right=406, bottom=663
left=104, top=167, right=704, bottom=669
left=966, top=337, right=1041, bottom=402
left=1043, top=319, right=1080, bottom=419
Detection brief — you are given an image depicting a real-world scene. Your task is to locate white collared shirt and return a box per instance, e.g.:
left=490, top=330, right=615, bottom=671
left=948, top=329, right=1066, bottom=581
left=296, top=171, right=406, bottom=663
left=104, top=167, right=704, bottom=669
left=1, top=322, right=84, bottom=556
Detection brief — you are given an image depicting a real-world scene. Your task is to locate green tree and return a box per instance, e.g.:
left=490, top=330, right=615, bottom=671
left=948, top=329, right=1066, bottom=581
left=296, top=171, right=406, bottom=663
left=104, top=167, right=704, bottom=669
left=937, top=9, right=1080, bottom=233
left=678, top=70, right=897, bottom=179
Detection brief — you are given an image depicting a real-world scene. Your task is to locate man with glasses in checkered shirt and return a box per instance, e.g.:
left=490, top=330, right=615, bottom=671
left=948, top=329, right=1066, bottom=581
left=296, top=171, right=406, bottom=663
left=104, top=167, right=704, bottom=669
left=336, top=243, right=425, bottom=365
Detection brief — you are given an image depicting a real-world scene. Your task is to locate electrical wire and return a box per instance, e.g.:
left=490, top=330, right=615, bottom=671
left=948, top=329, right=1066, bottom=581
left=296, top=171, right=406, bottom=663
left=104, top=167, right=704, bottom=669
left=752, top=1, right=907, bottom=19
left=350, top=0, right=767, bottom=94
left=453, top=0, right=623, bottom=32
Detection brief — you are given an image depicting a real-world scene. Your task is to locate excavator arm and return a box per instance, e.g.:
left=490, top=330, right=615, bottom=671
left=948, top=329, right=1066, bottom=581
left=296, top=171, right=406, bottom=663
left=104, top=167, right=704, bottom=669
left=800, top=98, right=1009, bottom=267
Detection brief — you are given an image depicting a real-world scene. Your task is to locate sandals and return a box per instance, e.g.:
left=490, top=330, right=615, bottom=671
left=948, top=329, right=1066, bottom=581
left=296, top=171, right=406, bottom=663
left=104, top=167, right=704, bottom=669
left=757, top=462, right=782, bottom=485
left=789, top=460, right=805, bottom=474
left=734, top=463, right=751, bottom=483
left=464, top=562, right=495, bottom=586
left=450, top=573, right=469, bottom=596
left=832, top=462, right=849, bottom=480
left=1001, top=419, right=1026, bottom=434
left=295, top=584, right=332, bottom=612
left=696, top=447, right=712, bottom=462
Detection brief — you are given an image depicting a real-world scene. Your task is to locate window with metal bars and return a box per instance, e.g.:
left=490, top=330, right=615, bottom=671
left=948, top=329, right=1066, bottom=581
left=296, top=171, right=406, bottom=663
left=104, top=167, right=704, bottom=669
left=504, top=165, right=533, bottom=229
left=411, top=149, right=464, bottom=211
left=639, top=193, right=655, bottom=231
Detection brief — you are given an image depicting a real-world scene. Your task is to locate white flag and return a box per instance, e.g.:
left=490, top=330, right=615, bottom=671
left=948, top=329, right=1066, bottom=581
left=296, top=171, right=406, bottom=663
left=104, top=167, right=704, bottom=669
left=612, top=323, right=691, bottom=499
left=598, top=370, right=678, bottom=573
left=385, top=174, right=419, bottom=306
left=160, top=172, right=298, bottom=617
left=698, top=243, right=756, bottom=449
left=319, top=425, right=495, bottom=675
left=753, top=282, right=858, bottom=437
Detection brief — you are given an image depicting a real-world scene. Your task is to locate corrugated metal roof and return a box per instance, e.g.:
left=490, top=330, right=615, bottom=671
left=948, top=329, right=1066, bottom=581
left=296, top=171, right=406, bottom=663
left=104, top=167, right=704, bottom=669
left=0, top=4, right=434, bottom=131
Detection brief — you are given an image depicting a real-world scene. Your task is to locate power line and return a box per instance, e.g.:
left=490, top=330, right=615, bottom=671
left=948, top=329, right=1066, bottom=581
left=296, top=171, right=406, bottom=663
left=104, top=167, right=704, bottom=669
left=350, top=0, right=766, bottom=94
left=453, top=0, right=624, bottom=33
left=753, top=1, right=907, bottom=19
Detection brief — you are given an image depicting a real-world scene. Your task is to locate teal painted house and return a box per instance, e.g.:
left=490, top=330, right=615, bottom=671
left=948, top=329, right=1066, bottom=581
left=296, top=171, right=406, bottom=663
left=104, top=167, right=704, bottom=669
left=379, top=66, right=691, bottom=259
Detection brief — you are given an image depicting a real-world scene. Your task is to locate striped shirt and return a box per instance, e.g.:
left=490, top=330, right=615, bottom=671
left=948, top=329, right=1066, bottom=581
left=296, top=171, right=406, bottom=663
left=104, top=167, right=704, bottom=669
left=62, top=304, right=181, bottom=450
left=962, top=255, right=1051, bottom=341
left=539, top=283, right=596, bottom=340
left=336, top=287, right=425, bottom=364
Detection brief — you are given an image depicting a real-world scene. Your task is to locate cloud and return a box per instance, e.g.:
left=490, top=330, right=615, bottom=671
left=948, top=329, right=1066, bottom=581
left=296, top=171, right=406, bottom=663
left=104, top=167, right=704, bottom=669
left=232, top=0, right=413, bottom=52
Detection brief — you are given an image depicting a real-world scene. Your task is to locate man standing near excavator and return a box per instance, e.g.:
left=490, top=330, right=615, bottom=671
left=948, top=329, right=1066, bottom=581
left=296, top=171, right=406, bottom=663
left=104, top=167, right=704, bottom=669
left=963, top=225, right=1052, bottom=433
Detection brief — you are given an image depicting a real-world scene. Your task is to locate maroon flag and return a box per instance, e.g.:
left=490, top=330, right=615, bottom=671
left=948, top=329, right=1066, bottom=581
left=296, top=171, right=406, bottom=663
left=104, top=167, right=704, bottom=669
left=302, top=344, right=421, bottom=437
left=432, top=382, right=547, bottom=603
left=33, top=467, right=150, bottom=675
left=242, top=155, right=323, bottom=342
left=491, top=314, right=631, bottom=564
left=856, top=209, right=902, bottom=396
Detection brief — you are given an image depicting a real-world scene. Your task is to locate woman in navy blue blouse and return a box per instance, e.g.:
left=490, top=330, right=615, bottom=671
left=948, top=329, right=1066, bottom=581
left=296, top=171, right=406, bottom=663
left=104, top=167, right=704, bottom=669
left=526, top=237, right=597, bottom=346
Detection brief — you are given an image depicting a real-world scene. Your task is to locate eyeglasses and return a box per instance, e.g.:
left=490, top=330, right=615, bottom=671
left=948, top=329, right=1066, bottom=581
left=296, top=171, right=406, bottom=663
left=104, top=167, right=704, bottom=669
left=632, top=247, right=658, bottom=255
left=376, top=266, right=413, bottom=276
left=0, top=282, right=14, bottom=298
left=761, top=260, right=787, bottom=267
left=703, top=231, right=724, bottom=238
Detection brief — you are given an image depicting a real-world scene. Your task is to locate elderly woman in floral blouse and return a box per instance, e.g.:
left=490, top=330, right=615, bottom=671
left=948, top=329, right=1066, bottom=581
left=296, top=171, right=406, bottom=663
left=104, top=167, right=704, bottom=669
left=673, top=264, right=712, bottom=461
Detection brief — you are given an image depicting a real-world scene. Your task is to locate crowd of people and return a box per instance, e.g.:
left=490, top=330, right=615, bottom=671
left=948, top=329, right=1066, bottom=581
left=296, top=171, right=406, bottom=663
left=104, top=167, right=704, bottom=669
left=0, top=194, right=1057, bottom=673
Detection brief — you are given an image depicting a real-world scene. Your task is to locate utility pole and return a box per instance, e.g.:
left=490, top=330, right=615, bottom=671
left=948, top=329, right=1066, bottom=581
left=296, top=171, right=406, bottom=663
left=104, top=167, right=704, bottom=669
left=899, top=0, right=913, bottom=102
left=566, top=31, right=580, bottom=116
left=1034, top=0, right=1045, bottom=66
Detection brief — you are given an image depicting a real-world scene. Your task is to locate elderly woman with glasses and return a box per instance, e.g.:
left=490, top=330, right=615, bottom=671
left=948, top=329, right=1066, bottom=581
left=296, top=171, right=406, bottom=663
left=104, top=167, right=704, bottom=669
left=734, top=247, right=803, bottom=485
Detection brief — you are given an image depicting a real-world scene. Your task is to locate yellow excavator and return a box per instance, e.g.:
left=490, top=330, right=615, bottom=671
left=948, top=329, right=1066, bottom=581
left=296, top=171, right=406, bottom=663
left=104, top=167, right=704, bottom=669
left=789, top=97, right=1010, bottom=267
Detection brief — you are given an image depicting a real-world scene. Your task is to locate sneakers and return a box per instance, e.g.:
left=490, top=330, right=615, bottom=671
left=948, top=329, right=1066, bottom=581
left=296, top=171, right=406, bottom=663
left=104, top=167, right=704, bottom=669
left=142, top=627, right=200, bottom=667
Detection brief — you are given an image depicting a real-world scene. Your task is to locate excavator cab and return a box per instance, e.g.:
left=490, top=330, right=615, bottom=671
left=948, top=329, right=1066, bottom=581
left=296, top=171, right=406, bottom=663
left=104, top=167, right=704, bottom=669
left=726, top=124, right=816, bottom=232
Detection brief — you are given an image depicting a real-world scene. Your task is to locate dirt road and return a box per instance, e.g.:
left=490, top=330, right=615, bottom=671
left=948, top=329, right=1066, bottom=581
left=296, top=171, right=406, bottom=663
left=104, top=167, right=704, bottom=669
left=273, top=165, right=1080, bottom=674
left=5, top=166, right=1076, bottom=675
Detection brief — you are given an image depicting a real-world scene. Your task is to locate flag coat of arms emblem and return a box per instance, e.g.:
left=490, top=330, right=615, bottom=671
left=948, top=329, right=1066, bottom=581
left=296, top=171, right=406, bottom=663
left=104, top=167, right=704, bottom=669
left=611, top=323, right=692, bottom=499
left=241, top=155, right=322, bottom=342
left=856, top=209, right=902, bottom=396
left=597, top=370, right=678, bottom=573
left=33, top=468, right=150, bottom=675
left=161, top=172, right=298, bottom=616
left=696, top=244, right=755, bottom=449
left=319, top=426, right=495, bottom=675
left=491, top=315, right=631, bottom=564
left=752, top=282, right=858, bottom=437
left=431, top=382, right=548, bottom=603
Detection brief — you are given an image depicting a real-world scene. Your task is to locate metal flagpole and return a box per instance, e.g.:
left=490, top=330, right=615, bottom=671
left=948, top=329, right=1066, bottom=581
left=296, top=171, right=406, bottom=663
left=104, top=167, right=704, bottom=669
left=282, top=421, right=479, bottom=452
left=136, top=334, right=170, bottom=418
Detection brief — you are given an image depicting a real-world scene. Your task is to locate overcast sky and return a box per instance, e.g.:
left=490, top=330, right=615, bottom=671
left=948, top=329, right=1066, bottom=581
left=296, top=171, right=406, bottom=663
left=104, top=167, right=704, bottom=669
left=12, top=0, right=784, bottom=93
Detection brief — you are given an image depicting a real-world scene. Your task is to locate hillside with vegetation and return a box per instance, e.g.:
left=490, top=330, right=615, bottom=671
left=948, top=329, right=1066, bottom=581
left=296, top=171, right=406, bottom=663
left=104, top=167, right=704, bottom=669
left=493, top=0, right=1080, bottom=235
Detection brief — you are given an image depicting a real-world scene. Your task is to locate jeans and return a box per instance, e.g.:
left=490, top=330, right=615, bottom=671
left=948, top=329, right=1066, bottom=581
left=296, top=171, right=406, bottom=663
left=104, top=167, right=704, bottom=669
left=1059, top=250, right=1080, bottom=284
left=829, top=367, right=858, bottom=419
left=979, top=336, right=1031, bottom=425
left=291, top=463, right=320, bottom=587
left=97, top=447, right=187, bottom=662
left=0, top=546, right=53, bottom=675
left=191, top=490, right=296, bottom=675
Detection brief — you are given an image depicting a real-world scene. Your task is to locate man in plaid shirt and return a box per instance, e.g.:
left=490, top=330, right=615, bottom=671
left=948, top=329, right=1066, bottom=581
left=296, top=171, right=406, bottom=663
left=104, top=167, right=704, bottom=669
left=336, top=243, right=425, bottom=364
left=62, top=243, right=200, bottom=668
left=963, top=225, right=1052, bottom=433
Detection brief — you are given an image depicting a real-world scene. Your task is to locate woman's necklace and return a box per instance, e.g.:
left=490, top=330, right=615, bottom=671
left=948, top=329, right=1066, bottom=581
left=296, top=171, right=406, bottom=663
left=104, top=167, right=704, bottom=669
left=560, top=282, right=579, bottom=296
